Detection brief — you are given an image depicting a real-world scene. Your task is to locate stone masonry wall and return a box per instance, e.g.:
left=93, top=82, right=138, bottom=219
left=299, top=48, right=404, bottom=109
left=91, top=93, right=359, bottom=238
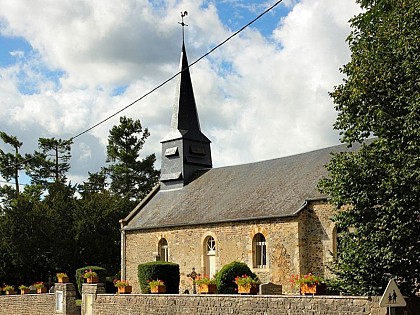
left=300, top=200, right=337, bottom=278
left=124, top=201, right=336, bottom=294
left=0, top=292, right=55, bottom=315
left=92, top=294, right=390, bottom=315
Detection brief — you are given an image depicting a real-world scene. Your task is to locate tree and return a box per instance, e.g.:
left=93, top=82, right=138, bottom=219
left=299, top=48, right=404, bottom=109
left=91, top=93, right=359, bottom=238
left=77, top=171, right=108, bottom=197
left=105, top=116, right=159, bottom=200
left=26, top=138, right=72, bottom=189
left=0, top=132, right=24, bottom=197
left=73, top=189, right=126, bottom=274
left=319, top=0, right=419, bottom=296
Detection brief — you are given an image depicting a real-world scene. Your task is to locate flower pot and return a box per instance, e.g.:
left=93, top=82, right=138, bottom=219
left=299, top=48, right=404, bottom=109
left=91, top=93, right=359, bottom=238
left=20, top=288, right=30, bottom=295
left=237, top=283, right=259, bottom=295
left=5, top=289, right=16, bottom=295
left=36, top=287, right=47, bottom=294
left=86, top=276, right=99, bottom=284
left=197, top=283, right=217, bottom=294
left=300, top=283, right=326, bottom=295
left=58, top=276, right=70, bottom=283
left=150, top=285, right=166, bottom=293
left=118, top=285, right=132, bottom=294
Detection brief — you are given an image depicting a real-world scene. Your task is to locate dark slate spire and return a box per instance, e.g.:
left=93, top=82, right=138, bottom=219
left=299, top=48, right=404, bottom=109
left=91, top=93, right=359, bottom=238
left=163, top=43, right=210, bottom=143
left=160, top=40, right=212, bottom=190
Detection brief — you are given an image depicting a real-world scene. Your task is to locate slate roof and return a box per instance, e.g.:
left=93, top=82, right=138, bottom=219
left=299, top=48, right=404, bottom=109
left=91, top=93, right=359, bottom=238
left=123, top=142, right=362, bottom=231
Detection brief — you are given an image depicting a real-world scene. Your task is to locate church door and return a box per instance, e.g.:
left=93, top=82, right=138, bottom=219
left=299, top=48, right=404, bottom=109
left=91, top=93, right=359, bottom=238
left=205, top=236, right=216, bottom=278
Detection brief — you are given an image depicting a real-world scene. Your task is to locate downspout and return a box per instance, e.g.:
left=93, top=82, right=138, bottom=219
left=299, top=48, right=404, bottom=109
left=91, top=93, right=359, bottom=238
left=119, top=220, right=126, bottom=280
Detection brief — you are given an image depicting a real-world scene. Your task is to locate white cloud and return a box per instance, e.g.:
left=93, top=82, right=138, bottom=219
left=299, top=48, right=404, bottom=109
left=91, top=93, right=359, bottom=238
left=0, top=0, right=361, bottom=185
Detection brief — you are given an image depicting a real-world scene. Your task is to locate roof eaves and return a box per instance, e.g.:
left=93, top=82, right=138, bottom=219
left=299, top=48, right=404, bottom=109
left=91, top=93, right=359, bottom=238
left=119, top=184, right=160, bottom=228
left=122, top=212, right=300, bottom=232
left=292, top=195, right=330, bottom=215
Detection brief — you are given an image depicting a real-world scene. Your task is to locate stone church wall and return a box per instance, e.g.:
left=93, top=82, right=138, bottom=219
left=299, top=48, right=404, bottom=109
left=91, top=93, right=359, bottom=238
left=123, top=201, right=336, bottom=294
left=299, top=200, right=337, bottom=278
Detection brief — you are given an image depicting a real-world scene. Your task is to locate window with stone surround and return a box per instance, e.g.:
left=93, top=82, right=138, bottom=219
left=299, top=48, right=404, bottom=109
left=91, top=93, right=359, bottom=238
left=204, top=236, right=216, bottom=278
left=158, top=238, right=169, bottom=262
left=253, top=233, right=267, bottom=268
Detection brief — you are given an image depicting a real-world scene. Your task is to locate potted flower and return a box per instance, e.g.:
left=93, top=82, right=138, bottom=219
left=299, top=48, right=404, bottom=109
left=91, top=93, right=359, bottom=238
left=34, top=282, right=47, bottom=294
left=2, top=284, right=16, bottom=295
left=83, top=270, right=99, bottom=284
left=290, top=273, right=326, bottom=295
left=114, top=279, right=132, bottom=294
left=234, top=274, right=260, bottom=295
left=18, top=285, right=30, bottom=295
left=195, top=275, right=217, bottom=294
left=57, top=272, right=70, bottom=283
left=148, top=279, right=165, bottom=294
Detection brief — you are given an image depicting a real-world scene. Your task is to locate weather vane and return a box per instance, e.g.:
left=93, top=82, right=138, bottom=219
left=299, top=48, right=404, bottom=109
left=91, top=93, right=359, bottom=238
left=178, top=11, right=188, bottom=42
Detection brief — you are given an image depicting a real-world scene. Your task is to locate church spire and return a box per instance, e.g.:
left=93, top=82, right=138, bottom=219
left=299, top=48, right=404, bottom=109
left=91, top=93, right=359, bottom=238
left=160, top=13, right=212, bottom=190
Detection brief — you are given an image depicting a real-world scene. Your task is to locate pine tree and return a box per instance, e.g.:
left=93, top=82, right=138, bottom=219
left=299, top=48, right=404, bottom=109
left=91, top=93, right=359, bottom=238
left=105, top=116, right=159, bottom=200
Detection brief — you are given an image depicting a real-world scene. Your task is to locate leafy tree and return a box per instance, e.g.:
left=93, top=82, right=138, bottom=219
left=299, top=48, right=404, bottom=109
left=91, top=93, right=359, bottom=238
left=0, top=132, right=24, bottom=197
left=74, top=187, right=128, bottom=274
left=319, top=0, right=419, bottom=296
left=105, top=116, right=159, bottom=200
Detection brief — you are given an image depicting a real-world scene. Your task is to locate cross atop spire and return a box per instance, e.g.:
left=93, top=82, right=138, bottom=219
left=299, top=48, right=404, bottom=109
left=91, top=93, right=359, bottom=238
left=178, top=11, right=188, bottom=43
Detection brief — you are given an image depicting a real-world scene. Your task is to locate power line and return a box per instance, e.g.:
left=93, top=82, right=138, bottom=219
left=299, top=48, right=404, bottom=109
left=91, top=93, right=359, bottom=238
left=0, top=0, right=283, bottom=175
left=71, top=0, right=283, bottom=140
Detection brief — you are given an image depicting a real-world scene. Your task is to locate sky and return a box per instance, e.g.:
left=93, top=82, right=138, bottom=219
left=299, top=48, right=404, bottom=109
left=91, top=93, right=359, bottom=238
left=0, top=0, right=361, bottom=187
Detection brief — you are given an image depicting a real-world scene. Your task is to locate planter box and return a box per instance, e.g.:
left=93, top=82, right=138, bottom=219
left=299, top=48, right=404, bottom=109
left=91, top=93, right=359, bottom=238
left=5, top=290, right=16, bottom=295
left=58, top=276, right=70, bottom=283
left=36, top=287, right=47, bottom=294
left=198, top=283, right=217, bottom=294
left=300, top=283, right=326, bottom=295
left=86, top=276, right=99, bottom=284
left=151, top=285, right=166, bottom=294
left=237, top=284, right=259, bottom=295
left=20, top=288, right=30, bottom=295
left=118, top=285, right=132, bottom=294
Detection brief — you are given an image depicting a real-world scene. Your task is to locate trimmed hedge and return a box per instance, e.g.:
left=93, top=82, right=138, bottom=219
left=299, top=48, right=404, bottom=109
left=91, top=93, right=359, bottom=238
left=138, top=261, right=180, bottom=294
left=215, top=261, right=258, bottom=294
left=75, top=265, right=107, bottom=296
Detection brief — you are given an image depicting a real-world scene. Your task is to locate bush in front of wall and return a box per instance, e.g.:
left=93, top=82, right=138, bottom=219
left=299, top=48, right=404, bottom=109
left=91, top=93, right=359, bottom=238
left=75, top=266, right=107, bottom=296
left=215, top=261, right=257, bottom=294
left=138, top=261, right=180, bottom=294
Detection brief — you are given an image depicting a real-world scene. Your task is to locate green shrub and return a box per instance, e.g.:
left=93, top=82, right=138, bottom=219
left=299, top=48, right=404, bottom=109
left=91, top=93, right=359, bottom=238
left=215, top=261, right=257, bottom=294
left=138, top=261, right=180, bottom=294
left=75, top=266, right=107, bottom=296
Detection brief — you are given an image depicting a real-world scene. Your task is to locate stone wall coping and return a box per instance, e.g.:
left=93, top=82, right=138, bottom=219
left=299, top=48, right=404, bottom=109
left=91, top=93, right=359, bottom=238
left=96, top=293, right=376, bottom=300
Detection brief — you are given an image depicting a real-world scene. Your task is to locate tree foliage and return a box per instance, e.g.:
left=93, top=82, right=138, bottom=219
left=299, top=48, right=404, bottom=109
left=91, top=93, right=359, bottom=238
left=105, top=116, right=159, bottom=200
left=0, top=116, right=158, bottom=286
left=25, top=138, right=73, bottom=189
left=0, top=132, right=24, bottom=197
left=319, top=0, right=419, bottom=296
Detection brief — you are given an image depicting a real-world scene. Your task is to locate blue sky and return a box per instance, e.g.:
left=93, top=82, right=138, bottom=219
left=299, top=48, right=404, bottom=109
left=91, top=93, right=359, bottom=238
left=0, top=0, right=361, bottom=186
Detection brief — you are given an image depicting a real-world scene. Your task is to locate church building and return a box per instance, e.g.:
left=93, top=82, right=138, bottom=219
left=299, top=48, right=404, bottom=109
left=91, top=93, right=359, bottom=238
left=120, top=39, right=347, bottom=293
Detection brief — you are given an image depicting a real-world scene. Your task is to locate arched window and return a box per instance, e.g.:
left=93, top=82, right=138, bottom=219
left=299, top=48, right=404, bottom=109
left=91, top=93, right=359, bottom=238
left=206, top=236, right=216, bottom=254
left=158, top=238, right=169, bottom=262
left=253, top=233, right=267, bottom=268
left=332, top=225, right=338, bottom=259
left=204, top=236, right=216, bottom=278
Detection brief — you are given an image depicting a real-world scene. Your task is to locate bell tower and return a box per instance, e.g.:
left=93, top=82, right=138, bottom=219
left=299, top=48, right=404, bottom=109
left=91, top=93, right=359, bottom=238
left=160, top=13, right=212, bottom=190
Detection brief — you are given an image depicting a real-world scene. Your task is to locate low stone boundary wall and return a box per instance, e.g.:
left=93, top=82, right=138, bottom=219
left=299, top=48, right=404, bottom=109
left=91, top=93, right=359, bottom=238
left=2, top=283, right=418, bottom=315
left=0, top=283, right=79, bottom=315
left=91, top=294, right=388, bottom=315
left=0, top=292, right=55, bottom=315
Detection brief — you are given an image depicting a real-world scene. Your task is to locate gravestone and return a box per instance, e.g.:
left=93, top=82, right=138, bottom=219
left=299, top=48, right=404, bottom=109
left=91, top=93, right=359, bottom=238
left=259, top=282, right=282, bottom=295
